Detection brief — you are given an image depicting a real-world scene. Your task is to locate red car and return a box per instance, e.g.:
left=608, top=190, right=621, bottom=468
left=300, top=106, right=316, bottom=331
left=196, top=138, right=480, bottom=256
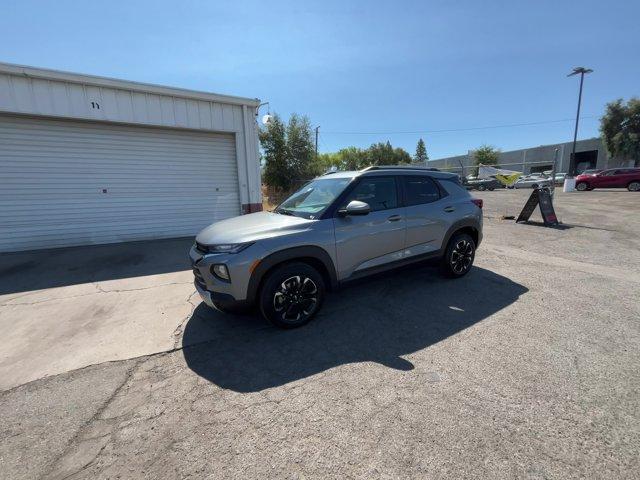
left=575, top=168, right=640, bottom=192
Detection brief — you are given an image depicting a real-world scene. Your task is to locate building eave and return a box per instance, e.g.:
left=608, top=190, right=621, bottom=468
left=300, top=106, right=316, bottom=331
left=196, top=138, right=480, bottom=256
left=0, top=61, right=261, bottom=108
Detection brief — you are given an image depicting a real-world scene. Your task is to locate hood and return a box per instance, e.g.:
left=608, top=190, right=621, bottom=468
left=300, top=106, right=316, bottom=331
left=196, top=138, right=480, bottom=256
left=196, top=211, right=313, bottom=245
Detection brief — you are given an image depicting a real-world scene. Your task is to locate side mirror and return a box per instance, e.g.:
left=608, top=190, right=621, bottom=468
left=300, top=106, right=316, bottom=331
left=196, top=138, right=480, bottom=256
left=338, top=200, right=371, bottom=217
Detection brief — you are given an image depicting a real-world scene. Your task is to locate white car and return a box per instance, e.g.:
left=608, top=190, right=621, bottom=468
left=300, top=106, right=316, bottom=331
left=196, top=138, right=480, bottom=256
left=508, top=175, right=553, bottom=189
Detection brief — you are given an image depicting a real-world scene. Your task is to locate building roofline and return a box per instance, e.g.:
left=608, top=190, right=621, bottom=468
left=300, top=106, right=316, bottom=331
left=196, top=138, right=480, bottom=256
left=428, top=137, right=602, bottom=163
left=0, top=61, right=261, bottom=107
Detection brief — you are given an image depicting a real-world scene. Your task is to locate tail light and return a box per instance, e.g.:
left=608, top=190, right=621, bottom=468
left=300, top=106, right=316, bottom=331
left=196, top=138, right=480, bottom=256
left=471, top=198, right=483, bottom=209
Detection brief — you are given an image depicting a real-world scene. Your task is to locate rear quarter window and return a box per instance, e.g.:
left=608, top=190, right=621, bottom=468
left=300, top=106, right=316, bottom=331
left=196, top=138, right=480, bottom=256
left=438, top=178, right=469, bottom=197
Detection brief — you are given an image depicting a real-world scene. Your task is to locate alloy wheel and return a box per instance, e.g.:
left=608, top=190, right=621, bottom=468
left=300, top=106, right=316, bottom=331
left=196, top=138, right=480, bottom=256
left=450, top=240, right=474, bottom=274
left=629, top=182, right=640, bottom=192
left=273, top=275, right=319, bottom=322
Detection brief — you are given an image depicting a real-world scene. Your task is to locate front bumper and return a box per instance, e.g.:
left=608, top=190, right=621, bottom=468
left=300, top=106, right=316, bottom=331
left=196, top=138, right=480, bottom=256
left=189, top=243, right=263, bottom=308
left=194, top=280, right=242, bottom=309
left=194, top=281, right=215, bottom=308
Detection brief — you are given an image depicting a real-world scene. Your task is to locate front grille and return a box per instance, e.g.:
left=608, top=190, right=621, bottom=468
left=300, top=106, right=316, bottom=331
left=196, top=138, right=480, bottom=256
left=192, top=266, right=206, bottom=289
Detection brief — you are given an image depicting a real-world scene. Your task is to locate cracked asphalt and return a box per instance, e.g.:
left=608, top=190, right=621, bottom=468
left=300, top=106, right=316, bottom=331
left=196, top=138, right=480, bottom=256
left=1, top=189, right=639, bottom=479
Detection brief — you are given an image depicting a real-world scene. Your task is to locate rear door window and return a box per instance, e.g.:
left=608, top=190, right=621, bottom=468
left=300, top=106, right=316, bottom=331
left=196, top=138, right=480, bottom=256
left=403, top=176, right=441, bottom=206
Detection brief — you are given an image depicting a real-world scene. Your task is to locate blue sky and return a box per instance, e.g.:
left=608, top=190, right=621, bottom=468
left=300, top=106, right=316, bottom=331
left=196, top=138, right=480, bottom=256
left=1, top=0, right=638, bottom=159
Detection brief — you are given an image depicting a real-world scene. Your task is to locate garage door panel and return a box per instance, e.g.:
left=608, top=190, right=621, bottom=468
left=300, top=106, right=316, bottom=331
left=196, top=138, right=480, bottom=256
left=0, top=115, right=240, bottom=252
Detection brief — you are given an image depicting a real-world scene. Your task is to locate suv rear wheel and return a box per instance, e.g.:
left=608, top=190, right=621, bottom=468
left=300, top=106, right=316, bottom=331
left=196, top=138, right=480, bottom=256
left=576, top=181, right=589, bottom=191
left=259, top=262, right=325, bottom=328
left=442, top=233, right=476, bottom=278
left=628, top=181, right=640, bottom=192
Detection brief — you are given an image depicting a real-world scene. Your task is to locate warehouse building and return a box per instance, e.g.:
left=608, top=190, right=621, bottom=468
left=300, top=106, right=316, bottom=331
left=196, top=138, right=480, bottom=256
left=427, top=137, right=626, bottom=176
left=0, top=62, right=262, bottom=252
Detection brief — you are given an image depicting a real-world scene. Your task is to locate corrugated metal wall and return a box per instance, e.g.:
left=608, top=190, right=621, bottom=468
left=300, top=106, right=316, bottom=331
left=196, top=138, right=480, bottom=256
left=0, top=65, right=262, bottom=211
left=0, top=115, right=240, bottom=252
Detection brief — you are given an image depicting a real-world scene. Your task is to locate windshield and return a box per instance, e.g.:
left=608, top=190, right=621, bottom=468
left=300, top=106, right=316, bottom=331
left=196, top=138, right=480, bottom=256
left=276, top=177, right=352, bottom=219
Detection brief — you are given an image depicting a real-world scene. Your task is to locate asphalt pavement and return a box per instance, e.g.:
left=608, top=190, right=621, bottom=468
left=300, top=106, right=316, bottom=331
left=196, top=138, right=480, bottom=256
left=1, top=189, right=639, bottom=479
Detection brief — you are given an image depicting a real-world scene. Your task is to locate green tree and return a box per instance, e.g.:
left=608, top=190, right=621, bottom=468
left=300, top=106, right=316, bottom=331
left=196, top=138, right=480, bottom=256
left=365, top=141, right=412, bottom=166
left=600, top=98, right=640, bottom=166
left=472, top=145, right=500, bottom=176
left=259, top=114, right=290, bottom=190
left=286, top=113, right=320, bottom=180
left=259, top=113, right=320, bottom=190
left=335, top=146, right=368, bottom=170
left=414, top=138, right=428, bottom=164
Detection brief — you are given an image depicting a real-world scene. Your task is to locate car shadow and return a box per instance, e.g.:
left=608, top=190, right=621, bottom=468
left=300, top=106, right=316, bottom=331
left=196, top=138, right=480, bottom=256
left=0, top=237, right=194, bottom=295
left=182, top=264, right=528, bottom=392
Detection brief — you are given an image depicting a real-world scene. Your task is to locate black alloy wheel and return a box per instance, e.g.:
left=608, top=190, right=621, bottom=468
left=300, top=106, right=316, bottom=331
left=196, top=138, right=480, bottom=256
left=259, top=262, right=325, bottom=328
left=442, top=233, right=476, bottom=278
left=273, top=276, right=319, bottom=322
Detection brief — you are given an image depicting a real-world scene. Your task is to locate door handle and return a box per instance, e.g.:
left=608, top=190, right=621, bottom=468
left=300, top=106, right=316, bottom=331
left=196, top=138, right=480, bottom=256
left=444, top=206, right=456, bottom=213
left=387, top=214, right=402, bottom=222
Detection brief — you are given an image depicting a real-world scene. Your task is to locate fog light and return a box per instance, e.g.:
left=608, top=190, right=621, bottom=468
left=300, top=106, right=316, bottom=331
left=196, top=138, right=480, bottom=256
left=211, top=264, right=230, bottom=281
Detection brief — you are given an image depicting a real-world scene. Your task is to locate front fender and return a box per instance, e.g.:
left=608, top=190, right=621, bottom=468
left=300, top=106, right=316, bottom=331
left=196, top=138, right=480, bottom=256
left=246, top=246, right=338, bottom=304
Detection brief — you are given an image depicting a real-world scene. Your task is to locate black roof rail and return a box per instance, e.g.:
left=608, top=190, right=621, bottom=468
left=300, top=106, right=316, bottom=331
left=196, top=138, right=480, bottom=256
left=360, top=165, right=440, bottom=172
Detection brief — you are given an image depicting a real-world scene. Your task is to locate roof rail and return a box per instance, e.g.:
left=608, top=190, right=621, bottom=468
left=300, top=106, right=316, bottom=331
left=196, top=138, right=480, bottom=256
left=360, top=165, right=440, bottom=172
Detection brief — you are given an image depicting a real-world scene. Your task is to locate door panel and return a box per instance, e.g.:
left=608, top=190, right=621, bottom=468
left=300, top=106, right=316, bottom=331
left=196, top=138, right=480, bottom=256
left=333, top=176, right=405, bottom=279
left=402, top=176, right=449, bottom=257
left=334, top=208, right=406, bottom=277
left=404, top=203, right=449, bottom=257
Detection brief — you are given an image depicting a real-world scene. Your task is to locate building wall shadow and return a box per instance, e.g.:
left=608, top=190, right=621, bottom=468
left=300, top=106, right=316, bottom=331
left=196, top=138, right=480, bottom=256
left=0, top=237, right=194, bottom=295
left=182, top=264, right=528, bottom=392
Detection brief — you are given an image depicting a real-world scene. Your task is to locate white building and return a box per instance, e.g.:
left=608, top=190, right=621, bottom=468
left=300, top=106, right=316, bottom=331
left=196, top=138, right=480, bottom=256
left=0, top=62, right=262, bottom=252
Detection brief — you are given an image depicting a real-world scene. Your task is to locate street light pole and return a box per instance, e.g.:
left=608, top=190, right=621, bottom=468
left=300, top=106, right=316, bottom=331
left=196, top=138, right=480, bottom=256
left=315, top=126, right=320, bottom=157
left=567, top=67, right=593, bottom=177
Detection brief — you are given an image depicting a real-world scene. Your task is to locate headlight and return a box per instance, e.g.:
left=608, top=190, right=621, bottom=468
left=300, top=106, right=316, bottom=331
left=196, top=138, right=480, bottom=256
left=206, top=243, right=254, bottom=254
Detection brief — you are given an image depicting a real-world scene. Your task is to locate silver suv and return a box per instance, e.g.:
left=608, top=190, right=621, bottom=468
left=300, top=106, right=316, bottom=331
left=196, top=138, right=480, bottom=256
left=190, top=166, right=483, bottom=328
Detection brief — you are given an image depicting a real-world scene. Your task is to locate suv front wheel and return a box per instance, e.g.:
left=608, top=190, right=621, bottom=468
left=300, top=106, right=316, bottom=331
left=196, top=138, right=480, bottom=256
left=259, top=262, right=325, bottom=328
left=442, top=233, right=476, bottom=278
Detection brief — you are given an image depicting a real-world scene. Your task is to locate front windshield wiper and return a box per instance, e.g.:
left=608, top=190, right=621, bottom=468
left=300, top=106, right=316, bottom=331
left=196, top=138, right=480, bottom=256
left=274, top=208, right=296, bottom=216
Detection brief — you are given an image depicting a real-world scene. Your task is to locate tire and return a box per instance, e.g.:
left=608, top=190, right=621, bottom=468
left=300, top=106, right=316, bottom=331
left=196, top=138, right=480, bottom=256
left=477, top=184, right=486, bottom=191
left=576, top=182, right=589, bottom=191
left=441, top=233, right=476, bottom=278
left=488, top=187, right=495, bottom=191
left=628, top=181, right=640, bottom=192
left=258, top=262, right=325, bottom=328
left=531, top=184, right=538, bottom=189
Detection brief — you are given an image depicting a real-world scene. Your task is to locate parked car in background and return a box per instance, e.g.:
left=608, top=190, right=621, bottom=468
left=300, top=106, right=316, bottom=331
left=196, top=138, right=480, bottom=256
left=507, top=175, right=553, bottom=189
left=191, top=166, right=483, bottom=328
left=575, top=168, right=640, bottom=191
left=465, top=176, right=503, bottom=191
left=554, top=173, right=567, bottom=185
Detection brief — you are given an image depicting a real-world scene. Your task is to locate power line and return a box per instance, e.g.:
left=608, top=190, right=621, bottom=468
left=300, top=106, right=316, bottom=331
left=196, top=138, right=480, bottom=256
left=321, top=115, right=599, bottom=135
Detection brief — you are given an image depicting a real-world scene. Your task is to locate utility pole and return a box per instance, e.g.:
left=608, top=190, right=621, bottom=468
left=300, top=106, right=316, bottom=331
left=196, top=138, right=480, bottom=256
left=315, top=126, right=320, bottom=156
left=567, top=67, right=593, bottom=177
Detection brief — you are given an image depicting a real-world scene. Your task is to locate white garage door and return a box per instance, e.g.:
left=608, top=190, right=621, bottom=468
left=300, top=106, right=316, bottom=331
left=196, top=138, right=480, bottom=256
left=0, top=115, right=240, bottom=252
